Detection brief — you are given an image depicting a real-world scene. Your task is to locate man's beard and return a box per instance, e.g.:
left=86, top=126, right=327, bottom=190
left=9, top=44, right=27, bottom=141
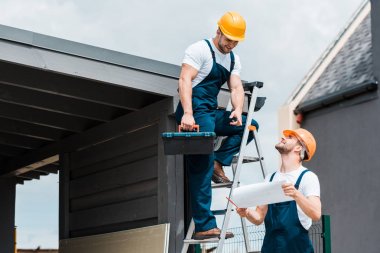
left=218, top=38, right=230, bottom=54
left=275, top=143, right=292, bottom=154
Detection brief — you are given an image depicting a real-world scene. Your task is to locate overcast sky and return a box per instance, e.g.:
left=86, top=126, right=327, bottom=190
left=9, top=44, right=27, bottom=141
left=0, top=0, right=365, bottom=249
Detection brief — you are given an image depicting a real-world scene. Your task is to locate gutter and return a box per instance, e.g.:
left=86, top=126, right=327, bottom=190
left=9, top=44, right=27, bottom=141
left=295, top=80, right=378, bottom=114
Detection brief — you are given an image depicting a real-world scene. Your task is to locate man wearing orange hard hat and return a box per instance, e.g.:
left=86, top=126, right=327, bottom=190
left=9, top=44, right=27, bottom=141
left=237, top=128, right=321, bottom=252
left=175, top=12, right=259, bottom=239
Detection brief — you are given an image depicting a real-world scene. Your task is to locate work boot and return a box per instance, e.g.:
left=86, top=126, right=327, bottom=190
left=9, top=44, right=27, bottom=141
left=193, top=228, right=234, bottom=240
left=212, top=161, right=231, bottom=184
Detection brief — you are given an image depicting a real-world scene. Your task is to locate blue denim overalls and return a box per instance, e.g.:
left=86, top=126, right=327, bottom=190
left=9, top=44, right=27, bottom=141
left=262, top=170, right=314, bottom=253
left=175, top=39, right=259, bottom=232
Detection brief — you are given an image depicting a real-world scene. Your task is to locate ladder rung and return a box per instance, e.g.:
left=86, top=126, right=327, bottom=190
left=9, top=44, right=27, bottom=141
left=212, top=209, right=227, bottom=215
left=211, top=182, right=232, bottom=188
left=232, top=156, right=261, bottom=164
left=184, top=238, right=220, bottom=244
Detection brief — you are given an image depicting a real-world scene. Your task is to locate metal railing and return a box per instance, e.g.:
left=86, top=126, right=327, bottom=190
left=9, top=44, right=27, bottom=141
left=196, top=215, right=331, bottom=253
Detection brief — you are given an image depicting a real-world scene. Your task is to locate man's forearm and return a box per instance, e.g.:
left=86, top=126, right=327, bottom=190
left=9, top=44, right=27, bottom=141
left=230, top=86, right=244, bottom=113
left=178, top=77, right=193, bottom=114
left=294, top=194, right=321, bottom=221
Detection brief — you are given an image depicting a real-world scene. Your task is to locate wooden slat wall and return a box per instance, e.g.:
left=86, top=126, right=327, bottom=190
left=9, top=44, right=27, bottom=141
left=67, top=124, right=159, bottom=237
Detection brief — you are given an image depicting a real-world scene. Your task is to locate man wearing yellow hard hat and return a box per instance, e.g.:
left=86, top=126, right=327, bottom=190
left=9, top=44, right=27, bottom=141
left=237, top=128, right=321, bottom=252
left=175, top=11, right=259, bottom=239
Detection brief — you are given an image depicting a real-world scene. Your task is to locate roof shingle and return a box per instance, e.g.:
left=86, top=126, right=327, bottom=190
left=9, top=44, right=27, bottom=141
left=299, top=13, right=375, bottom=105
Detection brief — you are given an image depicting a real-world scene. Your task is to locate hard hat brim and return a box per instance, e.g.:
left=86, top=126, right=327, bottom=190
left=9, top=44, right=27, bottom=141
left=218, top=25, right=245, bottom=41
left=283, top=130, right=311, bottom=161
left=223, top=32, right=245, bottom=42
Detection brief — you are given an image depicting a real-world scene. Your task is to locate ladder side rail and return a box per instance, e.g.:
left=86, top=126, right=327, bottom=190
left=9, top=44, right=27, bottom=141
left=252, top=130, right=268, bottom=178
left=181, top=219, right=195, bottom=253
left=216, top=200, right=234, bottom=253
left=241, top=217, right=252, bottom=252
left=217, top=87, right=260, bottom=253
left=228, top=87, right=259, bottom=191
left=236, top=88, right=262, bottom=253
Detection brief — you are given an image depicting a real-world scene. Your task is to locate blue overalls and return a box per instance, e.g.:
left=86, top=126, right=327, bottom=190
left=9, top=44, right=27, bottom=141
left=262, top=170, right=314, bottom=253
left=175, top=39, right=259, bottom=232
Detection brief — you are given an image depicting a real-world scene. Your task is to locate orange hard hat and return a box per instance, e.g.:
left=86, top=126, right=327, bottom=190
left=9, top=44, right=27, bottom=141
left=283, top=128, right=316, bottom=161
left=217, top=11, right=246, bottom=41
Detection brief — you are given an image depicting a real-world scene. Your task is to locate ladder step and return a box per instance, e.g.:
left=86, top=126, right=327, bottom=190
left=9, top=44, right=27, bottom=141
left=232, top=156, right=261, bottom=164
left=184, top=238, right=220, bottom=244
left=212, top=209, right=227, bottom=215
left=211, top=182, right=232, bottom=188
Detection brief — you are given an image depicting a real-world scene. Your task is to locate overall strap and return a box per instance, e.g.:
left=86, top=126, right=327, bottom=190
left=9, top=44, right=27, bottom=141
left=269, top=172, right=276, bottom=182
left=294, top=170, right=310, bottom=189
left=204, top=39, right=216, bottom=61
left=229, top=51, right=235, bottom=72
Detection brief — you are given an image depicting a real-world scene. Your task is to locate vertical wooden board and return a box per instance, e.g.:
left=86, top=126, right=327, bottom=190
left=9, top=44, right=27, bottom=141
left=157, top=113, right=184, bottom=253
left=59, top=153, right=70, bottom=240
left=0, top=177, right=16, bottom=253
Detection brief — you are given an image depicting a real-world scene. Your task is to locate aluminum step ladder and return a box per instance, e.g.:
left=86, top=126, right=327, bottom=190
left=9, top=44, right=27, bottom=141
left=181, top=81, right=268, bottom=253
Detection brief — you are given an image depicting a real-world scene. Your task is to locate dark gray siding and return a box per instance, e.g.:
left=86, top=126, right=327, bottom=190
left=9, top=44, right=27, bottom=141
left=68, top=124, right=159, bottom=237
left=59, top=98, right=184, bottom=253
left=301, top=91, right=380, bottom=253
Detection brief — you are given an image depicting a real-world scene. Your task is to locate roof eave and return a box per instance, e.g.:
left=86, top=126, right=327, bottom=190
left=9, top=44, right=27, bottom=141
left=0, top=24, right=181, bottom=79
left=295, top=79, right=378, bottom=114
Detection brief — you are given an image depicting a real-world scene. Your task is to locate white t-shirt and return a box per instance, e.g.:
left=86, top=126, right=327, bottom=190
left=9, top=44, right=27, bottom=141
left=182, top=39, right=242, bottom=88
left=265, top=166, right=320, bottom=230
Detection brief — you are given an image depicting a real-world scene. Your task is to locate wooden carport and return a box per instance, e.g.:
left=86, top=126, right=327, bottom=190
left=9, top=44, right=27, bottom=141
left=0, top=24, right=184, bottom=253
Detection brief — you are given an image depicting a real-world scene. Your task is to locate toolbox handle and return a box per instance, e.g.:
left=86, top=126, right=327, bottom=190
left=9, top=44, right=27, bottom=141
left=178, top=124, right=200, bottom=132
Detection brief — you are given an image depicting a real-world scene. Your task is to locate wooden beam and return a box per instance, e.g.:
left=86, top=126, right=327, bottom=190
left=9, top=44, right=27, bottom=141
left=0, top=132, right=47, bottom=149
left=13, top=155, right=59, bottom=176
left=0, top=82, right=129, bottom=122
left=0, top=98, right=173, bottom=176
left=0, top=144, right=27, bottom=157
left=17, top=170, right=41, bottom=180
left=15, top=178, right=24, bottom=185
left=0, top=101, right=96, bottom=132
left=0, top=117, right=70, bottom=141
left=34, top=164, right=59, bottom=174
left=0, top=61, right=166, bottom=111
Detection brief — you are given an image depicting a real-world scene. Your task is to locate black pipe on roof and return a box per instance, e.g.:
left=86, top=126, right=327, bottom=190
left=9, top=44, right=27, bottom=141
left=295, top=80, right=378, bottom=114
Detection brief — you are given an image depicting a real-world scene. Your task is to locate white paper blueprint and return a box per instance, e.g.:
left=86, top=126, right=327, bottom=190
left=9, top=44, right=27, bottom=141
left=231, top=181, right=293, bottom=208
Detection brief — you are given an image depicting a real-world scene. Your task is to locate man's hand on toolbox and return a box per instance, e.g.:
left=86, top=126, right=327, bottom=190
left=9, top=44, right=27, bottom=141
left=229, top=110, right=243, bottom=126
left=181, top=112, right=196, bottom=131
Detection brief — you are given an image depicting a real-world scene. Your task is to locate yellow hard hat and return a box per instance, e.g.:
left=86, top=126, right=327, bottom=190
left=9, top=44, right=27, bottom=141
left=217, top=11, right=246, bottom=41
left=283, top=128, right=317, bottom=161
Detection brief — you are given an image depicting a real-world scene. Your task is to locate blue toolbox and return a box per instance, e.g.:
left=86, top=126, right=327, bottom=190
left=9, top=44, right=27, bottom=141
left=161, top=125, right=216, bottom=155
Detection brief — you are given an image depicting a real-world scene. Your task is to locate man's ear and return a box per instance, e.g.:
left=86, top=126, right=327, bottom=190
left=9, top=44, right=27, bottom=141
left=294, top=144, right=303, bottom=152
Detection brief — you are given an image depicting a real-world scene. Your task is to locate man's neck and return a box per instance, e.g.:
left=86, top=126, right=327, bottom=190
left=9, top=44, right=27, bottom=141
left=212, top=37, right=224, bottom=54
left=279, top=154, right=302, bottom=173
